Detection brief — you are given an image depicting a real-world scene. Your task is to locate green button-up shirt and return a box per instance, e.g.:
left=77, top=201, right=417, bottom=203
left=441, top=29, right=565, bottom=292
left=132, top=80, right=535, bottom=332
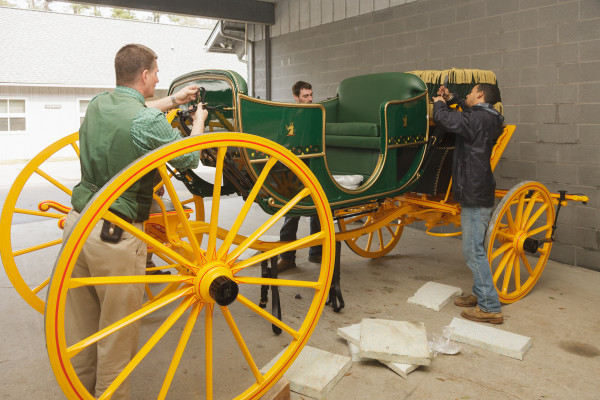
left=92, top=86, right=199, bottom=171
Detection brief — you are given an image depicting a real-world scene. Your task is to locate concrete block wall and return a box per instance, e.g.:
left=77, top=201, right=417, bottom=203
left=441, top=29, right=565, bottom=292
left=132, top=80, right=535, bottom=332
left=250, top=0, right=600, bottom=270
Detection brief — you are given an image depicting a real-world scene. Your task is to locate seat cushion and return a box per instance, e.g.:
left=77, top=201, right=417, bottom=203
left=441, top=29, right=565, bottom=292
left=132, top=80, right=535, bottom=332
left=325, top=122, right=380, bottom=137
left=326, top=135, right=381, bottom=150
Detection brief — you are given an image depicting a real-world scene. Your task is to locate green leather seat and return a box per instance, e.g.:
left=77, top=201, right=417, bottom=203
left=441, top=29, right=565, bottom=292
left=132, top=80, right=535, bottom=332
left=322, top=72, right=426, bottom=180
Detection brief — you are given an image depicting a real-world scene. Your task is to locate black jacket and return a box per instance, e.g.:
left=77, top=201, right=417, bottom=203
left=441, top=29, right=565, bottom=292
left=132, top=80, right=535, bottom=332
left=432, top=96, right=504, bottom=207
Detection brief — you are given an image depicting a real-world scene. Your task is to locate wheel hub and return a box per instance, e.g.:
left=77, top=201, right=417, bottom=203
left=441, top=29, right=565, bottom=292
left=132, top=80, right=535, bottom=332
left=193, top=263, right=239, bottom=306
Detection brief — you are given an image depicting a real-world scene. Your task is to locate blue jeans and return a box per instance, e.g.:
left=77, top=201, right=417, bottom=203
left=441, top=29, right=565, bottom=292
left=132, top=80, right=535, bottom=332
left=279, top=215, right=322, bottom=260
left=461, top=205, right=501, bottom=313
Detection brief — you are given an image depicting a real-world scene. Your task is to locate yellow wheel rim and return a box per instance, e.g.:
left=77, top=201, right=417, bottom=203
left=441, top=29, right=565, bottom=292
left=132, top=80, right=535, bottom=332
left=0, top=132, right=79, bottom=313
left=337, top=199, right=404, bottom=258
left=485, top=181, right=554, bottom=303
left=46, top=133, right=335, bottom=400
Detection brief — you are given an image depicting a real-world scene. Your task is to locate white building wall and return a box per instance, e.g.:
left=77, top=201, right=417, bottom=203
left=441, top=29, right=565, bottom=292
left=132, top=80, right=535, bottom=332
left=0, top=86, right=171, bottom=161
left=1, top=86, right=102, bottom=161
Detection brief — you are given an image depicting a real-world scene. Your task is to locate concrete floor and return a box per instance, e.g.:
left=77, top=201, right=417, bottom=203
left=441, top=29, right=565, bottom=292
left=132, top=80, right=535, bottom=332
left=2, top=225, right=599, bottom=400
left=1, top=159, right=599, bottom=399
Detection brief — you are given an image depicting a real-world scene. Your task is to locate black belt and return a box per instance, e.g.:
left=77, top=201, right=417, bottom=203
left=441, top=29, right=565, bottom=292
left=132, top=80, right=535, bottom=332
left=109, top=209, right=144, bottom=224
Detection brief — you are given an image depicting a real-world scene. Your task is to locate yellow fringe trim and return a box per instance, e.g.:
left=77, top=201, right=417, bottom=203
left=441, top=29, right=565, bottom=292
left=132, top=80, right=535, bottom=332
left=407, top=68, right=497, bottom=85
left=408, top=68, right=502, bottom=115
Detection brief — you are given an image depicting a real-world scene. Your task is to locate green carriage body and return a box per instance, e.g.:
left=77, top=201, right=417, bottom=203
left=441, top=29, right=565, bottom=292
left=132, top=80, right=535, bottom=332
left=168, top=70, right=437, bottom=216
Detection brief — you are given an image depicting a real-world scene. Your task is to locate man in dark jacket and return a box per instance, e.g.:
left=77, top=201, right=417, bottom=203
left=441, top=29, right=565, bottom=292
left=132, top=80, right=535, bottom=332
left=432, top=83, right=505, bottom=324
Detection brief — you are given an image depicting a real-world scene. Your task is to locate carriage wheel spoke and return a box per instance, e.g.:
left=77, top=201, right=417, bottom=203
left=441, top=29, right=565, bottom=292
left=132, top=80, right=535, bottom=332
left=97, top=295, right=196, bottom=400
left=525, top=223, right=552, bottom=238
left=385, top=224, right=396, bottom=237
left=32, top=277, right=50, bottom=294
left=235, top=276, right=321, bottom=289
left=70, top=140, right=80, bottom=157
left=158, top=165, right=204, bottom=261
left=377, top=229, right=384, bottom=250
left=493, top=249, right=514, bottom=282
left=14, top=208, right=65, bottom=219
left=205, top=303, right=214, bottom=400
left=104, top=212, right=198, bottom=273
left=501, top=253, right=515, bottom=294
left=205, top=147, right=228, bottom=258
left=520, top=192, right=540, bottom=230
left=218, top=157, right=278, bottom=260
left=67, top=287, right=193, bottom=359
left=505, top=207, right=516, bottom=231
left=515, top=192, right=526, bottom=229
left=35, top=168, right=73, bottom=196
left=231, top=231, right=324, bottom=272
left=514, top=256, right=521, bottom=292
left=237, top=294, right=300, bottom=339
left=13, top=238, right=62, bottom=257
left=69, top=274, right=191, bottom=288
left=221, top=306, right=265, bottom=384
left=523, top=204, right=549, bottom=232
left=226, top=188, right=311, bottom=263
left=365, top=232, right=374, bottom=252
left=158, top=302, right=203, bottom=400
left=490, top=242, right=512, bottom=261
left=521, top=253, right=534, bottom=276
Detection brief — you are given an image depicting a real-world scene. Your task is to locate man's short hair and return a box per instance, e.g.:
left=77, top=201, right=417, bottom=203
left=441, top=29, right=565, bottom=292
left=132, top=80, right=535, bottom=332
left=115, top=44, right=157, bottom=87
left=292, top=81, right=312, bottom=97
left=477, top=83, right=501, bottom=105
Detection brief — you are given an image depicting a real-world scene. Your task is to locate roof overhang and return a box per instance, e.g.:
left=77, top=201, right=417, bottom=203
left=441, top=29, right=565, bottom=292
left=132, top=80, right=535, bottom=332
left=59, top=0, right=275, bottom=24
left=205, top=21, right=248, bottom=58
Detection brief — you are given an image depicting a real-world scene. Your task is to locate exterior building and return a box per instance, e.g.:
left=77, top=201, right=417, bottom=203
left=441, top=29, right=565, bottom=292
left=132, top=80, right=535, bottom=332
left=0, top=6, right=246, bottom=161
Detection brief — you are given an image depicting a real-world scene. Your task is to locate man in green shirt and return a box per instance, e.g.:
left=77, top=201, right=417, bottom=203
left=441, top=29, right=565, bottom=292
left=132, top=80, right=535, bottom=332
left=63, top=43, right=207, bottom=399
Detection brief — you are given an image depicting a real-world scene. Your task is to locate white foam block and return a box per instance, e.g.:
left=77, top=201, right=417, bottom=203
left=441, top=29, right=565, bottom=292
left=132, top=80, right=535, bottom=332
left=348, top=342, right=369, bottom=362
left=261, top=346, right=352, bottom=399
left=407, top=281, right=463, bottom=311
left=449, top=317, right=532, bottom=360
left=358, top=319, right=431, bottom=366
left=380, top=360, right=419, bottom=379
left=337, top=323, right=361, bottom=345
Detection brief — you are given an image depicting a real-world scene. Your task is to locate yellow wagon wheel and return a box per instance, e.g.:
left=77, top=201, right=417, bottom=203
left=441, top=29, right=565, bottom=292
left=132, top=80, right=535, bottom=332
left=337, top=199, right=404, bottom=258
left=485, top=181, right=554, bottom=303
left=0, top=132, right=80, bottom=313
left=46, top=133, right=335, bottom=400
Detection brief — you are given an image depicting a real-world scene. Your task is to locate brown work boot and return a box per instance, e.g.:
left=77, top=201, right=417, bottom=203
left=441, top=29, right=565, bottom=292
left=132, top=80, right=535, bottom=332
left=461, top=306, right=503, bottom=324
left=454, top=294, right=478, bottom=307
left=277, top=258, right=296, bottom=272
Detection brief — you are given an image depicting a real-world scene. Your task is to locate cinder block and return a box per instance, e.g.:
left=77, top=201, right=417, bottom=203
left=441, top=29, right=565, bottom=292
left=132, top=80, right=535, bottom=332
left=559, top=19, right=600, bottom=43
left=449, top=317, right=532, bottom=360
left=581, top=40, right=600, bottom=62
left=520, top=25, right=558, bottom=48
left=261, top=346, right=352, bottom=400
left=358, top=319, right=431, bottom=366
left=260, top=377, right=290, bottom=400
left=407, top=281, right=462, bottom=311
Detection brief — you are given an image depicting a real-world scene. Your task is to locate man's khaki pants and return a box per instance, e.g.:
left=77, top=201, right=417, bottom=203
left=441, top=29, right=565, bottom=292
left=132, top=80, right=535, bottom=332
left=63, top=210, right=146, bottom=399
